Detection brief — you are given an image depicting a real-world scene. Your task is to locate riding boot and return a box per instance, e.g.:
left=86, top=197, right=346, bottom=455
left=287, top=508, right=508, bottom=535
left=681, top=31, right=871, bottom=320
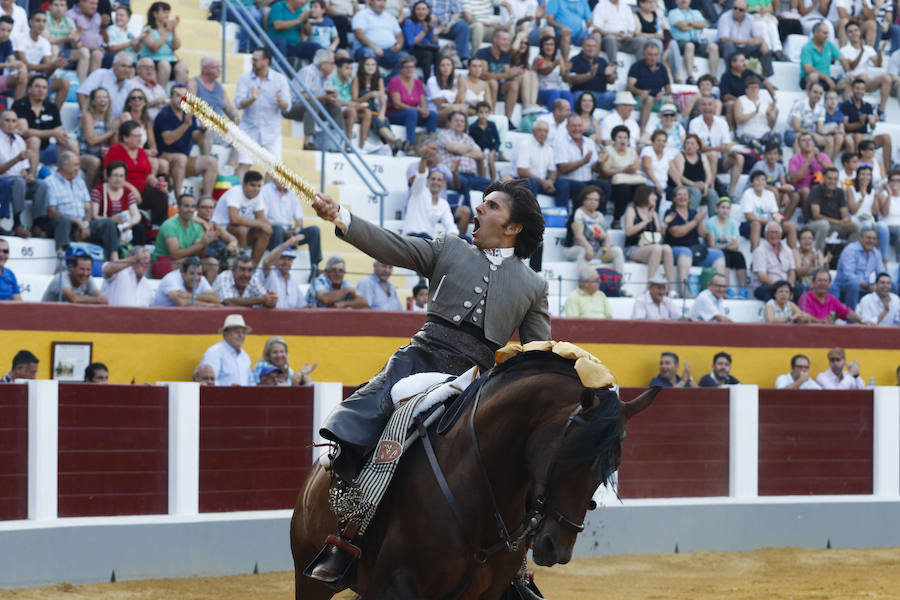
left=305, top=526, right=362, bottom=590
left=306, top=542, right=357, bottom=588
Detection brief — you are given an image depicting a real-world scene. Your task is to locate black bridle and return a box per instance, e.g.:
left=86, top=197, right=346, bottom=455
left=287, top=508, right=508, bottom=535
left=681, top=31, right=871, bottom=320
left=417, top=382, right=600, bottom=569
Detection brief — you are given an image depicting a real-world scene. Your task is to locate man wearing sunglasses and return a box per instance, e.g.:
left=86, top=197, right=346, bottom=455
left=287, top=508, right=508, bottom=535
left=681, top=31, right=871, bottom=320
left=0, top=238, right=21, bottom=300
left=815, top=347, right=866, bottom=390
left=715, top=0, right=773, bottom=78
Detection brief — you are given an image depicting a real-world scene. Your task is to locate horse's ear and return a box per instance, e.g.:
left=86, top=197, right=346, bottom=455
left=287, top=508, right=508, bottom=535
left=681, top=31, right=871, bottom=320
left=620, top=386, right=661, bottom=423
left=580, top=388, right=596, bottom=411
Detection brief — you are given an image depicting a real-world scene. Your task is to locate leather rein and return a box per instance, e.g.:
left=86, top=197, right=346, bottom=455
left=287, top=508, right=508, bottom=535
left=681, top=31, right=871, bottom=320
left=416, top=380, right=590, bottom=570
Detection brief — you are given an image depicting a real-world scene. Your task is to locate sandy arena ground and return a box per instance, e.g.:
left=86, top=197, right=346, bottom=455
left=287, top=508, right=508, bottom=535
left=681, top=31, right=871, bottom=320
left=2, top=547, right=899, bottom=599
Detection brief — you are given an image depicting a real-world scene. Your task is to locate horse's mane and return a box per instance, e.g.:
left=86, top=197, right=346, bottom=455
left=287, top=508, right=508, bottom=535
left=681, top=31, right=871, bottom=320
left=488, top=349, right=585, bottom=384
left=487, top=350, right=621, bottom=485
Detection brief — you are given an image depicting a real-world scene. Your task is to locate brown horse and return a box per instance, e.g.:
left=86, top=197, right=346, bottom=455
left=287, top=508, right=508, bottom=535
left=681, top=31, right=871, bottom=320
left=290, top=351, right=658, bottom=599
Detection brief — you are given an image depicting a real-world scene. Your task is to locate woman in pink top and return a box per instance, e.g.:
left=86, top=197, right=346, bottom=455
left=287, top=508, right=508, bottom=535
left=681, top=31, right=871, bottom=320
left=788, top=132, right=833, bottom=215
left=386, top=55, right=437, bottom=144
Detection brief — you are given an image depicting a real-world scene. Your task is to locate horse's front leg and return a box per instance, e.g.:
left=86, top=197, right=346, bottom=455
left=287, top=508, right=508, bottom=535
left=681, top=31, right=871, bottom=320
left=374, top=567, right=418, bottom=600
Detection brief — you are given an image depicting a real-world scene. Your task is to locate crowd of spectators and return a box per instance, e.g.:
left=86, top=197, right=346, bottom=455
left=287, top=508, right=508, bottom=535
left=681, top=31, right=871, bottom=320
left=0, top=0, right=899, bottom=331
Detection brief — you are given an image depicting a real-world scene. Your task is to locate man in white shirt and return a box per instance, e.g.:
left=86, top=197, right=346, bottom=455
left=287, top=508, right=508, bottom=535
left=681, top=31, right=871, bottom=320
left=101, top=247, right=153, bottom=306
left=235, top=47, right=291, bottom=175
left=262, top=178, right=322, bottom=280
left=212, top=170, right=272, bottom=266
left=751, top=221, right=800, bottom=301
left=775, top=354, right=822, bottom=389
left=403, top=154, right=457, bottom=240
left=554, top=115, right=610, bottom=207
left=689, top=95, right=744, bottom=197
left=0, top=109, right=46, bottom=237
left=590, top=0, right=642, bottom=64
left=739, top=170, right=798, bottom=249
left=131, top=58, right=168, bottom=119
left=262, top=236, right=308, bottom=309
left=0, top=0, right=25, bottom=40
left=631, top=276, right=683, bottom=320
left=856, top=272, right=900, bottom=326
left=14, top=11, right=69, bottom=110
left=516, top=120, right=570, bottom=208
left=351, top=0, right=403, bottom=66
left=201, top=314, right=254, bottom=386
left=152, top=256, right=222, bottom=307
left=76, top=53, right=136, bottom=116
left=840, top=20, right=899, bottom=118
left=689, top=272, right=732, bottom=321
left=815, top=346, right=866, bottom=389
left=535, top=98, right=571, bottom=145
left=599, top=92, right=641, bottom=146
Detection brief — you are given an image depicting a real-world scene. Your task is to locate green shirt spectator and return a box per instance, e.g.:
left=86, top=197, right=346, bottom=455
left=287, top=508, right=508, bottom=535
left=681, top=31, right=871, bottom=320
left=266, top=0, right=308, bottom=47
left=331, top=73, right=351, bottom=102
left=800, top=39, right=841, bottom=84
left=153, top=214, right=205, bottom=260
left=46, top=10, right=77, bottom=44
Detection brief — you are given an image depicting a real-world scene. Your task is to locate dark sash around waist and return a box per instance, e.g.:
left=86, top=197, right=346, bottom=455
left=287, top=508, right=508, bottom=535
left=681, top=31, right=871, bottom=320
left=423, top=317, right=500, bottom=368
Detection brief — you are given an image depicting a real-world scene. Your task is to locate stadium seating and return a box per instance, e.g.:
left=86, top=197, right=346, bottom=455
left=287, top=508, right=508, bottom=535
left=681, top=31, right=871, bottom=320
left=2, top=0, right=898, bottom=319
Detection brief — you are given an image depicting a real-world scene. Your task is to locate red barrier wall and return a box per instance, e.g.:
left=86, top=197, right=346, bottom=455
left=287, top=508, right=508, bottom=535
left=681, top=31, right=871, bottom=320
left=758, top=389, right=873, bottom=496
left=617, top=387, right=730, bottom=498
left=199, top=386, right=314, bottom=512
left=0, top=384, right=28, bottom=521
left=58, top=384, right=168, bottom=517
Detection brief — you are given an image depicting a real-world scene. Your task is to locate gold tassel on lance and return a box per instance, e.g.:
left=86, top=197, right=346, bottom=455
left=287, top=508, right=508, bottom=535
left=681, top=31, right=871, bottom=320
left=180, top=92, right=316, bottom=204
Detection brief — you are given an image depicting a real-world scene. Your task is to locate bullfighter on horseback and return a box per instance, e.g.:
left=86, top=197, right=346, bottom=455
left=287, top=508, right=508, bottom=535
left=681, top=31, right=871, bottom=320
left=308, top=179, right=551, bottom=588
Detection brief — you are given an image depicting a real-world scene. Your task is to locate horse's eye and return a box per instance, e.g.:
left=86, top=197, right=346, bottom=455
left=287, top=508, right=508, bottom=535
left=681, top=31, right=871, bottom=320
left=588, top=500, right=597, bottom=511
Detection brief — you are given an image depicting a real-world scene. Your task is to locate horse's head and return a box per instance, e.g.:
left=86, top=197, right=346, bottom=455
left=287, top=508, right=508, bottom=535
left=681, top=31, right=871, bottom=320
left=529, top=385, right=660, bottom=566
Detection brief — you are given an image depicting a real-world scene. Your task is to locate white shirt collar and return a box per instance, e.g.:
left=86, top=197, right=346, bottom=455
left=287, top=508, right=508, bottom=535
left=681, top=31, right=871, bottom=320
left=483, top=248, right=514, bottom=265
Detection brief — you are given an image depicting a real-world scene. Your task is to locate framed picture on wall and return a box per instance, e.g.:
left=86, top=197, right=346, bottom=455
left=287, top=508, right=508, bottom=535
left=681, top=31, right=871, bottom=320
left=51, top=342, right=93, bottom=381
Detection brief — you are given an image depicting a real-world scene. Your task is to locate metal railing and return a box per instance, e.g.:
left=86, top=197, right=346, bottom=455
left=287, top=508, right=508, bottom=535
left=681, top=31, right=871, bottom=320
left=218, top=0, right=389, bottom=223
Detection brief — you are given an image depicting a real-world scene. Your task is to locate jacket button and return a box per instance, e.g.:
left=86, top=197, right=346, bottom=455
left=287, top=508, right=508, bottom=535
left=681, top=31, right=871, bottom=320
left=463, top=301, right=472, bottom=308
left=471, top=316, right=478, bottom=323
left=483, top=275, right=489, bottom=282
left=490, top=265, right=497, bottom=271
left=474, top=286, right=483, bottom=293
left=453, top=315, right=461, bottom=322
left=476, top=308, right=482, bottom=314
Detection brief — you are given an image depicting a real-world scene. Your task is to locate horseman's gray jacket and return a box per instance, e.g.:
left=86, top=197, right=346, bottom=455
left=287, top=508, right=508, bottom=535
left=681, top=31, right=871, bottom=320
left=339, top=214, right=551, bottom=346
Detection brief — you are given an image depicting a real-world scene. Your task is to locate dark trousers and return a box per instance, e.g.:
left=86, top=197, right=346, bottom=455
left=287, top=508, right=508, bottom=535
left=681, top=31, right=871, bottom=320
left=526, top=177, right=571, bottom=208
left=354, top=47, right=404, bottom=69
left=268, top=224, right=323, bottom=269
left=33, top=216, right=119, bottom=259
left=777, top=18, right=803, bottom=42
left=410, top=45, right=439, bottom=80
left=439, top=21, right=471, bottom=59
left=610, top=183, right=642, bottom=221
left=141, top=186, right=169, bottom=226
left=332, top=14, right=352, bottom=49
left=754, top=282, right=804, bottom=302
left=320, top=321, right=495, bottom=480
left=562, top=179, right=611, bottom=213
left=273, top=38, right=322, bottom=61
left=453, top=171, right=492, bottom=209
